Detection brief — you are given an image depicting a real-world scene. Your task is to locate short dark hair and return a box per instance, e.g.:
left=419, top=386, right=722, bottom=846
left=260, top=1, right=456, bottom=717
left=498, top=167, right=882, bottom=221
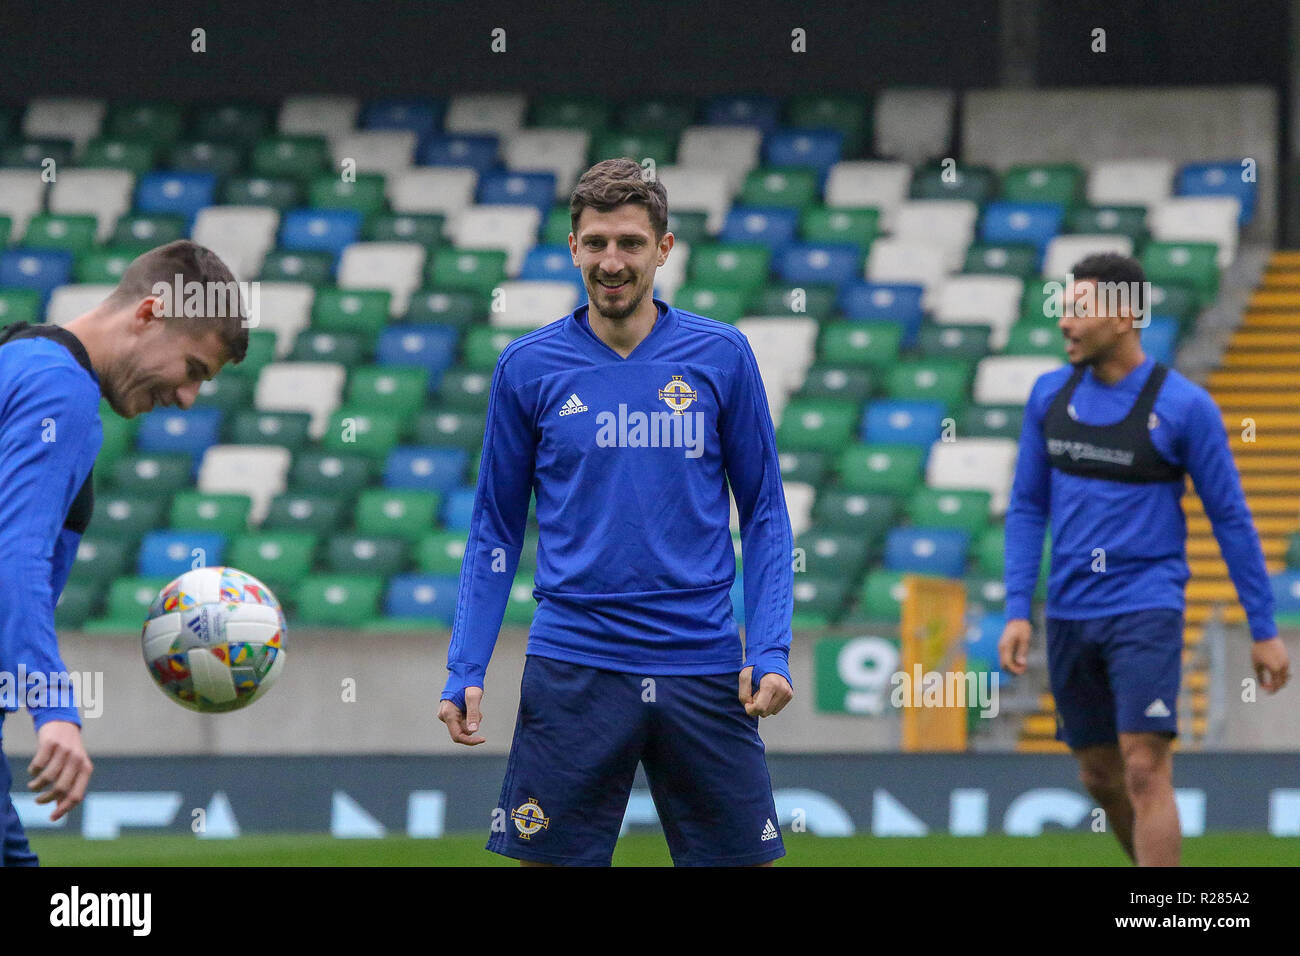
left=105, top=240, right=249, bottom=364
left=569, top=158, right=669, bottom=240
left=1070, top=252, right=1147, bottom=320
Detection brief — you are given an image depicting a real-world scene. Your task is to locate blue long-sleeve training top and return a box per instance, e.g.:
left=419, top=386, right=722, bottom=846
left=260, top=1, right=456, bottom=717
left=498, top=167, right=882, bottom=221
left=0, top=325, right=103, bottom=739
left=441, top=299, right=795, bottom=710
left=1004, top=355, right=1276, bottom=639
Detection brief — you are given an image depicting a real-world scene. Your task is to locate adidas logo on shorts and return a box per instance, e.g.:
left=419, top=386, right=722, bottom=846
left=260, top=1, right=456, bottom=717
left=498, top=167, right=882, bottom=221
left=760, top=818, right=779, bottom=842
left=558, top=393, right=588, bottom=417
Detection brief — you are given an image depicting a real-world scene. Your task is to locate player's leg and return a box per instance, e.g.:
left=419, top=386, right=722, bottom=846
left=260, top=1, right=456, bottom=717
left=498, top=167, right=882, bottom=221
left=1104, top=608, right=1184, bottom=867
left=1072, top=744, right=1135, bottom=861
left=641, top=671, right=784, bottom=867
left=486, top=655, right=648, bottom=866
left=0, top=745, right=39, bottom=867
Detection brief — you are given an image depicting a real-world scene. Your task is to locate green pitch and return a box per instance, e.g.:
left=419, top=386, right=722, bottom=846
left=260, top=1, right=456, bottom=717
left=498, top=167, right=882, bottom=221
left=29, top=832, right=1296, bottom=866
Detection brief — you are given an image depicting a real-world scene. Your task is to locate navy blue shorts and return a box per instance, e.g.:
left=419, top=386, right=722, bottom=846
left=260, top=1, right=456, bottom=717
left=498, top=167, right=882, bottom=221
left=1, top=745, right=39, bottom=867
left=486, top=655, right=784, bottom=866
left=1045, top=608, right=1184, bottom=749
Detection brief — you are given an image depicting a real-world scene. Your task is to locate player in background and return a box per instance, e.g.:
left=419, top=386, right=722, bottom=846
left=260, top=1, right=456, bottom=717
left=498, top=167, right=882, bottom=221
left=438, top=158, right=795, bottom=866
left=998, top=253, right=1289, bottom=866
left=0, top=240, right=247, bottom=865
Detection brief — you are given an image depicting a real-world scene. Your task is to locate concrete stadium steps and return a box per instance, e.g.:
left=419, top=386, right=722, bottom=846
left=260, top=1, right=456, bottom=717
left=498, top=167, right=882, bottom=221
left=1018, top=250, right=1300, bottom=755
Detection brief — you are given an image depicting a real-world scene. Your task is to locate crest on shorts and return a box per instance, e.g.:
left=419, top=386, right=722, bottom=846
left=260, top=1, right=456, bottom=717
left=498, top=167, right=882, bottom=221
left=512, top=797, right=550, bottom=840
left=658, top=375, right=697, bottom=414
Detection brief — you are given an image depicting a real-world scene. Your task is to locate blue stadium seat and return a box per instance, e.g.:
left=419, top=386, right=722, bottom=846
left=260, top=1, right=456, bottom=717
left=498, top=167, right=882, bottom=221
left=135, top=407, right=223, bottom=463
left=384, top=447, right=468, bottom=494
left=862, top=399, right=947, bottom=448
left=418, top=134, right=499, bottom=175
left=838, top=280, right=925, bottom=346
left=138, top=530, right=227, bottom=578
left=376, top=324, right=459, bottom=384
left=1272, top=571, right=1300, bottom=615
left=979, top=201, right=1065, bottom=261
left=386, top=573, right=461, bottom=623
left=1141, top=315, right=1178, bottom=365
left=720, top=207, right=800, bottom=253
left=0, top=249, right=72, bottom=304
left=135, top=172, right=218, bottom=226
left=361, top=98, right=445, bottom=138
left=965, top=611, right=1006, bottom=669
left=477, top=170, right=556, bottom=218
left=279, top=209, right=362, bottom=261
left=763, top=129, right=844, bottom=185
left=776, top=242, right=860, bottom=287
left=441, top=488, right=477, bottom=530
left=705, top=95, right=780, bottom=133
left=883, top=528, right=970, bottom=578
left=1176, top=162, right=1256, bottom=226
left=519, top=245, right=585, bottom=291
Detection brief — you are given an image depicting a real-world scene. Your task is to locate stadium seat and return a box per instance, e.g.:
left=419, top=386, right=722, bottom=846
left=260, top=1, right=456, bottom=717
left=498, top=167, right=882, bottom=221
left=1002, top=320, right=1063, bottom=358
left=0, top=249, right=73, bottom=302
left=800, top=206, right=879, bottom=255
left=91, top=576, right=171, bottom=632
left=376, top=324, right=458, bottom=381
left=690, top=244, right=770, bottom=291
left=503, top=129, right=591, bottom=199
left=45, top=284, right=116, bottom=326
left=449, top=204, right=542, bottom=276
left=435, top=368, right=493, bottom=411
left=1000, top=164, right=1084, bottom=209
left=1149, top=197, right=1240, bottom=267
left=385, top=447, right=468, bottom=494
left=774, top=242, right=861, bottom=287
left=444, top=92, right=528, bottom=137
left=279, top=208, right=362, bottom=261
left=49, top=169, right=135, bottom=241
left=365, top=212, right=445, bottom=249
left=974, top=356, right=1063, bottom=405
left=84, top=493, right=170, bottom=548
left=736, top=317, right=819, bottom=402
left=779, top=450, right=830, bottom=487
left=248, top=282, right=314, bottom=358
left=461, top=326, right=527, bottom=371
left=654, top=166, right=732, bottom=232
left=411, top=409, right=488, bottom=452
left=489, top=280, right=580, bottom=329
left=2, top=137, right=73, bottom=170
left=866, top=239, right=948, bottom=306
left=917, top=323, right=993, bottom=361
left=519, top=246, right=586, bottom=291
left=979, top=201, right=1064, bottom=260
left=22, top=213, right=99, bottom=254
left=739, top=167, right=820, bottom=211
left=795, top=530, right=871, bottom=579
left=825, top=161, right=912, bottom=230
left=137, top=530, right=227, bottom=578
left=763, top=129, right=844, bottom=185
left=679, top=125, right=763, bottom=193
left=856, top=569, right=908, bottom=622
left=404, top=289, right=486, bottom=328
left=70, top=536, right=134, bottom=590
left=775, top=399, right=858, bottom=453
left=134, top=172, right=216, bottom=226
left=362, top=98, right=444, bottom=137
left=797, top=365, right=874, bottom=404
left=288, top=331, right=369, bottom=367
left=338, top=242, right=426, bottom=316
left=329, top=129, right=417, bottom=176
left=227, top=532, right=319, bottom=590
left=260, top=250, right=334, bottom=285
left=107, top=453, right=193, bottom=496
left=862, top=399, right=947, bottom=448
left=751, top=283, right=837, bottom=320
left=325, top=535, right=410, bottom=575
left=1141, top=242, right=1220, bottom=307
left=963, top=243, right=1039, bottom=279
left=388, top=167, right=479, bottom=218
left=894, top=199, right=978, bottom=270
left=884, top=527, right=969, bottom=578
left=910, top=163, right=998, bottom=204
left=1177, top=161, right=1256, bottom=226
left=293, top=575, right=385, bottom=627
left=0, top=289, right=41, bottom=325
left=785, top=94, right=870, bottom=157
left=0, top=171, right=47, bottom=239
left=310, top=174, right=390, bottom=218
left=1067, top=204, right=1148, bottom=243
left=23, top=98, right=104, bottom=151
left=440, top=488, right=478, bottom=531
left=169, top=492, right=253, bottom=536
left=837, top=444, right=924, bottom=495
left=932, top=275, right=1024, bottom=348
left=197, top=445, right=292, bottom=526
left=925, top=438, right=1018, bottom=514
left=1087, top=159, right=1173, bottom=209
left=721, top=207, right=800, bottom=252
left=590, top=129, right=676, bottom=168
left=264, top=492, right=352, bottom=533
left=818, top=321, right=903, bottom=369
left=1042, top=234, right=1134, bottom=281
left=883, top=358, right=973, bottom=411
left=416, top=531, right=468, bottom=575
left=322, top=408, right=405, bottom=461
left=477, top=170, right=558, bottom=220
left=706, top=95, right=781, bottom=133
left=346, top=366, right=430, bottom=416
left=135, top=407, right=224, bottom=463
left=191, top=206, right=279, bottom=281
left=255, top=362, right=347, bottom=439
left=791, top=575, right=852, bottom=626
left=278, top=96, right=360, bottom=136
left=80, top=137, right=153, bottom=174
left=255, top=134, right=331, bottom=181
left=958, top=403, right=1023, bottom=440
left=417, top=133, right=500, bottom=177
left=874, top=88, right=953, bottom=162
left=170, top=140, right=243, bottom=179
left=227, top=410, right=314, bottom=451
left=386, top=574, right=461, bottom=623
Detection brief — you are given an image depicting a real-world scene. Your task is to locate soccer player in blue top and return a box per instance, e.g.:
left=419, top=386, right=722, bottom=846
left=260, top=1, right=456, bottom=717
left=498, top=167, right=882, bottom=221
left=438, top=158, right=795, bottom=866
left=998, top=253, right=1290, bottom=867
left=0, top=240, right=245, bottom=865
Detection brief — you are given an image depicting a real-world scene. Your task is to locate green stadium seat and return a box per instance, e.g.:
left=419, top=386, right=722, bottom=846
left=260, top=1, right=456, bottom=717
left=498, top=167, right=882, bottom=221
left=515, top=528, right=541, bottom=571
left=963, top=243, right=1039, bottom=279
left=169, top=492, right=253, bottom=536
left=85, top=494, right=171, bottom=547
left=965, top=575, right=1006, bottom=612
left=958, top=404, right=1024, bottom=440
left=112, top=213, right=187, bottom=248
left=462, top=326, right=527, bottom=371
left=435, top=368, right=492, bottom=411
left=778, top=450, right=830, bottom=487
left=975, top=525, right=1051, bottom=587
left=365, top=212, right=445, bottom=248
left=192, top=104, right=272, bottom=148
left=739, top=168, right=819, bottom=210
left=169, top=141, right=243, bottom=178
left=1003, top=319, right=1063, bottom=357
left=799, top=206, right=879, bottom=254
left=540, top=206, right=573, bottom=246
left=309, top=172, right=387, bottom=216
left=288, top=452, right=373, bottom=498
left=0, top=215, right=10, bottom=247
left=263, top=492, right=352, bottom=533
left=22, top=214, right=98, bottom=254
left=797, top=365, right=874, bottom=404
left=819, top=322, right=902, bottom=369
left=223, top=330, right=276, bottom=380
left=2, top=138, right=73, bottom=169
left=1067, top=205, right=1148, bottom=244
left=403, top=289, right=486, bottom=327
left=416, top=531, right=468, bottom=575
left=222, top=176, right=303, bottom=210
left=107, top=102, right=185, bottom=147
left=689, top=243, right=771, bottom=291
left=905, top=488, right=992, bottom=535
left=1147, top=282, right=1200, bottom=324
left=1021, top=280, right=1064, bottom=323
left=69, top=536, right=134, bottom=590
left=260, top=250, right=334, bottom=284
left=227, top=532, right=319, bottom=590
left=1001, top=163, right=1084, bottom=208
left=288, top=330, right=370, bottom=366
left=293, top=575, right=385, bottom=627
left=325, top=535, right=411, bottom=575
left=322, top=409, right=406, bottom=460
left=857, top=569, right=907, bottom=621
left=590, top=129, right=675, bottom=167
left=917, top=323, right=993, bottom=361
left=194, top=373, right=254, bottom=415
left=750, top=284, right=839, bottom=320
left=411, top=409, right=488, bottom=452
left=502, top=575, right=538, bottom=625
left=75, top=246, right=145, bottom=284
left=1141, top=242, right=1220, bottom=308
left=97, top=402, right=138, bottom=473
left=355, top=489, right=442, bottom=543
left=0, top=290, right=42, bottom=324
left=107, top=454, right=194, bottom=495
left=775, top=399, right=859, bottom=453
left=786, top=94, right=870, bottom=157
left=618, top=98, right=695, bottom=136
left=795, top=531, right=871, bottom=579
left=533, top=95, right=612, bottom=133
left=837, top=445, right=925, bottom=495
left=79, top=138, right=154, bottom=173
left=673, top=285, right=748, bottom=325
left=251, top=135, right=330, bottom=182
left=88, top=576, right=171, bottom=632
left=665, top=210, right=709, bottom=246
left=910, top=164, right=998, bottom=203
left=311, top=289, right=392, bottom=339
left=810, top=492, right=900, bottom=539
left=429, top=249, right=508, bottom=297
left=346, top=366, right=429, bottom=417
left=55, top=582, right=96, bottom=629
left=791, top=575, right=852, bottom=627
left=883, top=358, right=973, bottom=409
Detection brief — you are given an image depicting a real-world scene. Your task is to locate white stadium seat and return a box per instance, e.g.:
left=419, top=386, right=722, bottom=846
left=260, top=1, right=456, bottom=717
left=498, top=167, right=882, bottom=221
left=737, top=317, right=818, bottom=421
left=974, top=355, right=1065, bottom=406
left=932, top=275, right=1024, bottom=349
left=893, top=199, right=978, bottom=270
left=338, top=242, right=427, bottom=317
left=329, top=130, right=418, bottom=176
left=1087, top=159, right=1174, bottom=209
left=247, top=282, right=315, bottom=357
left=45, top=284, right=115, bottom=326
left=450, top=204, right=542, bottom=276
left=278, top=96, right=360, bottom=136
left=503, top=128, right=591, bottom=199
left=489, top=280, right=580, bottom=329
left=1149, top=196, right=1241, bottom=267
left=388, top=167, right=479, bottom=216
left=48, top=169, right=135, bottom=241
left=1042, top=234, right=1134, bottom=281
left=0, top=170, right=47, bottom=237
left=783, top=482, right=816, bottom=539
left=677, top=126, right=763, bottom=193
left=198, top=446, right=292, bottom=526
left=254, top=362, right=347, bottom=439
left=866, top=238, right=948, bottom=306
left=874, top=88, right=955, bottom=162
left=825, top=161, right=912, bottom=230
left=22, top=98, right=104, bottom=152
left=191, top=206, right=280, bottom=282
left=654, top=239, right=690, bottom=302
left=654, top=166, right=732, bottom=233
left=444, top=93, right=528, bottom=137
left=926, top=438, right=1019, bottom=515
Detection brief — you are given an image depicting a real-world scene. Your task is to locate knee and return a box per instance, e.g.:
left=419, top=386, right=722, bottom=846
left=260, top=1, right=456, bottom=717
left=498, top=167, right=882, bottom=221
left=1123, top=754, right=1170, bottom=802
left=1078, top=763, right=1124, bottom=803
